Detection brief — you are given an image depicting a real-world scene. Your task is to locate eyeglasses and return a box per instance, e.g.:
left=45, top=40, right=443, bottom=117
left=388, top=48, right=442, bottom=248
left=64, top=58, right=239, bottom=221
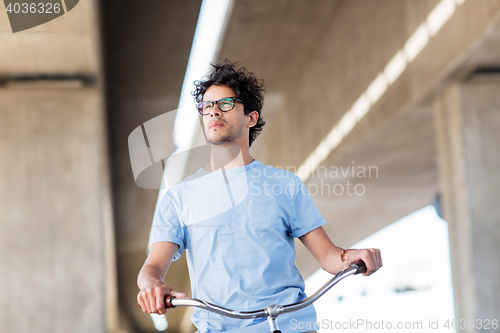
left=196, top=97, right=243, bottom=116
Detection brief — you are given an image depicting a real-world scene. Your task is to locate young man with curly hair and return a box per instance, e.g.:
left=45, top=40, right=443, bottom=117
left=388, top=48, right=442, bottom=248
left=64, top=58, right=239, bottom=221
left=137, top=59, right=382, bottom=333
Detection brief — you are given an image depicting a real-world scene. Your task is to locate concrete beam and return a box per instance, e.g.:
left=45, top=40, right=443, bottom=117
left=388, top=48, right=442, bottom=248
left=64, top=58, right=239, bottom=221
left=0, top=0, right=100, bottom=75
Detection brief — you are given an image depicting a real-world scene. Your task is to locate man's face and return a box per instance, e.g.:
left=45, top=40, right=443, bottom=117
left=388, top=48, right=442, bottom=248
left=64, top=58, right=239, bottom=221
left=202, top=85, right=253, bottom=146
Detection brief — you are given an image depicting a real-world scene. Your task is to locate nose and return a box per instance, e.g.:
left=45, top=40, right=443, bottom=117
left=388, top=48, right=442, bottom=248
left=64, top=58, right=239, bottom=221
left=209, top=104, right=222, bottom=117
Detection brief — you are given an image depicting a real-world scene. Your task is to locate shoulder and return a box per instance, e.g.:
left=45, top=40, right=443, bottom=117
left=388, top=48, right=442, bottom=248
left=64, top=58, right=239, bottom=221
left=252, top=160, right=298, bottom=180
left=179, top=166, right=210, bottom=184
left=250, top=161, right=303, bottom=199
left=163, top=166, right=210, bottom=196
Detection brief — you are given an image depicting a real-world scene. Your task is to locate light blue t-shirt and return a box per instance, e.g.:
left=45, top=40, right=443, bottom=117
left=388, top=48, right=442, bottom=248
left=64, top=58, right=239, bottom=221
left=149, top=159, right=326, bottom=333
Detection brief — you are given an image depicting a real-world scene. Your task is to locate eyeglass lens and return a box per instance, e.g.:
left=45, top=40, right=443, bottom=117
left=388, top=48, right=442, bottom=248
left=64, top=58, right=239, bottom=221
left=199, top=98, right=236, bottom=114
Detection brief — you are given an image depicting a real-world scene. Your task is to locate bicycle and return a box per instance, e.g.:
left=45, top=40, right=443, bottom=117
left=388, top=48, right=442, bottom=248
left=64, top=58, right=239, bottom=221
left=165, top=262, right=367, bottom=333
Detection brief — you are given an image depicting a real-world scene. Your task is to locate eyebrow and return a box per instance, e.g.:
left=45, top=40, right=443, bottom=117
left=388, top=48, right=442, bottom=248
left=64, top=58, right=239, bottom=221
left=202, top=97, right=237, bottom=102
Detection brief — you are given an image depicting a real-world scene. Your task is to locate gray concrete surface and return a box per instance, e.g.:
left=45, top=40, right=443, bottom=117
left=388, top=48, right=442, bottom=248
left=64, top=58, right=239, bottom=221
left=0, top=88, right=111, bottom=333
left=211, top=0, right=500, bottom=277
left=2, top=1, right=500, bottom=332
left=434, top=81, right=500, bottom=332
left=101, top=1, right=202, bottom=331
left=0, top=0, right=119, bottom=332
left=0, top=0, right=99, bottom=75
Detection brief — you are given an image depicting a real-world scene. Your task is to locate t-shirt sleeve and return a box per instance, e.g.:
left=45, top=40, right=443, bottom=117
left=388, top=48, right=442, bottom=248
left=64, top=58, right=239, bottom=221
left=288, top=175, right=326, bottom=238
left=148, top=190, right=185, bottom=261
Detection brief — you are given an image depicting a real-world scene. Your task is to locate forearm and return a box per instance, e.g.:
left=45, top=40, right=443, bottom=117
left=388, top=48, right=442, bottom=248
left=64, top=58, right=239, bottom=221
left=301, top=227, right=383, bottom=277
left=299, top=227, right=346, bottom=275
left=319, top=244, right=345, bottom=275
left=137, top=242, right=179, bottom=290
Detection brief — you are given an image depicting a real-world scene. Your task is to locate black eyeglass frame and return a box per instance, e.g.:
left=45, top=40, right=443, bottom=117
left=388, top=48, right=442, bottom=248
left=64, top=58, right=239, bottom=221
left=196, top=97, right=243, bottom=116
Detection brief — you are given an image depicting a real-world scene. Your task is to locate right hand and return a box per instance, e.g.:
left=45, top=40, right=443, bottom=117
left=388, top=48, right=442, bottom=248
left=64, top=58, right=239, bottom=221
left=137, top=280, right=186, bottom=315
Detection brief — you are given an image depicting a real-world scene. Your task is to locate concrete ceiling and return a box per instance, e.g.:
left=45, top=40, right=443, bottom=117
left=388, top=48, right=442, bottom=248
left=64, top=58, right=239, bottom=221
left=213, top=0, right=500, bottom=279
left=213, top=0, right=440, bottom=279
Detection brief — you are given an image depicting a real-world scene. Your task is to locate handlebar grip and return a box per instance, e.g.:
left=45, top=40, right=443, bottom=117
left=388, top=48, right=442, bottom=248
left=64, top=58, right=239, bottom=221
left=352, top=261, right=367, bottom=274
left=165, top=296, right=176, bottom=308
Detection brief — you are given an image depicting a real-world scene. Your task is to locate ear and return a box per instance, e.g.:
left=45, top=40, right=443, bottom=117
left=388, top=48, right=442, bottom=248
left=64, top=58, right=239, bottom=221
left=247, top=111, right=259, bottom=128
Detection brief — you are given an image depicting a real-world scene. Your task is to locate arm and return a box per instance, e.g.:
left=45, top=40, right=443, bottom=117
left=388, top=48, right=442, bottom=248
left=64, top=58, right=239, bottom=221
left=299, top=226, right=382, bottom=276
left=137, top=242, right=186, bottom=314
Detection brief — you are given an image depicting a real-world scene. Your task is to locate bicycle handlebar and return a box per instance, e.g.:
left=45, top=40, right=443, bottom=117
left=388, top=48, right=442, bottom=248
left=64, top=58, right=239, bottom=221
left=165, top=261, right=367, bottom=320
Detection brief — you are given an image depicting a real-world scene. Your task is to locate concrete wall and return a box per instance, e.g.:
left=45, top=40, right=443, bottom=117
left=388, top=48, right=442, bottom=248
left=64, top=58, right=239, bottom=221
left=0, top=88, right=112, bottom=332
left=434, top=81, right=500, bottom=332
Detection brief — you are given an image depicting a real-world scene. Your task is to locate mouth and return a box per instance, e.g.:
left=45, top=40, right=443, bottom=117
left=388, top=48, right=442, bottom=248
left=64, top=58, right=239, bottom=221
left=209, top=121, right=224, bottom=129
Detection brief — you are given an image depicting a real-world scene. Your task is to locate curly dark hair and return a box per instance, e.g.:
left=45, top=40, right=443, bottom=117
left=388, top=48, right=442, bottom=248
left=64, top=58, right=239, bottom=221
left=192, top=59, right=266, bottom=147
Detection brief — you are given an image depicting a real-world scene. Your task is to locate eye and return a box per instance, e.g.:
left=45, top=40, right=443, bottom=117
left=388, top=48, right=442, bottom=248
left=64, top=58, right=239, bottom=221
left=218, top=98, right=234, bottom=111
left=203, top=102, right=213, bottom=110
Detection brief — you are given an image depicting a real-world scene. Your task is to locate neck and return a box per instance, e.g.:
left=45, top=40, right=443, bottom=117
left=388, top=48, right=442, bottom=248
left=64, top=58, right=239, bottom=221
left=204, top=142, right=254, bottom=171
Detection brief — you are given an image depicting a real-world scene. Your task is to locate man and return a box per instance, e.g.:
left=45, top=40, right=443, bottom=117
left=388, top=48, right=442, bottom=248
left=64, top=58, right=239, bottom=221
left=137, top=59, right=382, bottom=333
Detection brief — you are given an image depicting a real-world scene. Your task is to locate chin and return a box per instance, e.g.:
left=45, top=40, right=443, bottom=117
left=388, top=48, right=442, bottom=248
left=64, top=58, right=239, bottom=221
left=210, top=140, right=231, bottom=145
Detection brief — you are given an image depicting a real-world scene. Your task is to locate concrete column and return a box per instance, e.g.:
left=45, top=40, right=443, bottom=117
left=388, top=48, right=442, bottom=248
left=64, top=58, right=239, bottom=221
left=0, top=88, right=116, bottom=333
left=434, top=81, right=500, bottom=332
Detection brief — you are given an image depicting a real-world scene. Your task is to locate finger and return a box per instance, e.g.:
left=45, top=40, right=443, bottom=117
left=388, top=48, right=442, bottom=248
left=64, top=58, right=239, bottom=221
left=363, top=250, right=376, bottom=276
left=378, top=249, right=383, bottom=267
left=372, top=249, right=381, bottom=273
left=137, top=294, right=146, bottom=312
left=370, top=249, right=378, bottom=274
left=147, top=289, right=156, bottom=313
left=369, top=249, right=378, bottom=272
left=141, top=294, right=148, bottom=313
left=372, top=249, right=379, bottom=269
left=142, top=292, right=152, bottom=313
left=170, top=289, right=187, bottom=299
left=156, top=288, right=166, bottom=315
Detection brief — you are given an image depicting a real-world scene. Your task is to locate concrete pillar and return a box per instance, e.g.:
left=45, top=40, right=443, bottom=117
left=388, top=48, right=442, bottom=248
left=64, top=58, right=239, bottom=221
left=433, top=81, right=500, bottom=332
left=0, top=87, right=117, bottom=333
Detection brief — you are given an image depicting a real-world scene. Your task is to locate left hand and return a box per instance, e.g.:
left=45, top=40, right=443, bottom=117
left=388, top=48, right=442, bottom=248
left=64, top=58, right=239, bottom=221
left=343, top=248, right=382, bottom=276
